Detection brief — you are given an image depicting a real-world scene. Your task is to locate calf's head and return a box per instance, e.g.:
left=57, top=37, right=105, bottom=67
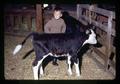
left=83, top=29, right=97, bottom=46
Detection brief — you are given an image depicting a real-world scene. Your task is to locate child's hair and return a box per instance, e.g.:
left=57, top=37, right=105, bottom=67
left=54, top=6, right=62, bottom=12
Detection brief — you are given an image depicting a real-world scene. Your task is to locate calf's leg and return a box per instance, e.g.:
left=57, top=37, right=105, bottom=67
left=67, top=54, right=72, bottom=76
left=74, top=58, right=80, bottom=77
left=32, top=53, right=52, bottom=80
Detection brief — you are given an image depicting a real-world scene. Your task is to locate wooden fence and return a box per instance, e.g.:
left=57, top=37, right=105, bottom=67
left=77, top=4, right=115, bottom=76
left=4, top=4, right=43, bottom=36
left=4, top=9, right=36, bottom=32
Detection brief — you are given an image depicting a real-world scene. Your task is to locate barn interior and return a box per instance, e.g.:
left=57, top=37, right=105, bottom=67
left=4, top=4, right=115, bottom=80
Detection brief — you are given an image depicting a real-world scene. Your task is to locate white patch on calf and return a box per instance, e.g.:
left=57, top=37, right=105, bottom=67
left=67, top=54, right=72, bottom=75
left=87, top=29, right=97, bottom=44
left=40, top=66, right=44, bottom=76
left=74, top=62, right=80, bottom=77
left=13, top=44, right=22, bottom=55
left=43, top=4, right=48, bottom=8
left=51, top=53, right=67, bottom=58
left=82, top=29, right=97, bottom=46
left=33, top=66, right=39, bottom=80
left=90, top=29, right=96, bottom=37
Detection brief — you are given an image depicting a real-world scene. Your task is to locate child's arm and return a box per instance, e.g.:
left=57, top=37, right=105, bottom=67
left=44, top=22, right=51, bottom=33
left=61, top=21, right=66, bottom=33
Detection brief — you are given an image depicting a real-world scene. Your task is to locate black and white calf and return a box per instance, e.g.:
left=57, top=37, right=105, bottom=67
left=13, top=29, right=97, bottom=80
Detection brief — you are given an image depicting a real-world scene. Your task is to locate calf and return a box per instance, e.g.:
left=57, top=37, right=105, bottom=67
left=13, top=29, right=97, bottom=80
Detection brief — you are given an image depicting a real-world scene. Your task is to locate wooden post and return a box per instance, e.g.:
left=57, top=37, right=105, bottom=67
left=15, top=15, right=19, bottom=30
left=105, top=12, right=113, bottom=71
left=27, top=15, right=32, bottom=31
left=89, top=5, right=94, bottom=24
left=9, top=14, right=14, bottom=31
left=77, top=4, right=80, bottom=20
left=77, top=4, right=88, bottom=25
left=18, top=15, right=22, bottom=31
left=36, top=4, right=43, bottom=32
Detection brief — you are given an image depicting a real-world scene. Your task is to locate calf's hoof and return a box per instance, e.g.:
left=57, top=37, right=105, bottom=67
left=39, top=74, right=44, bottom=78
left=67, top=71, right=72, bottom=76
left=34, top=77, right=39, bottom=80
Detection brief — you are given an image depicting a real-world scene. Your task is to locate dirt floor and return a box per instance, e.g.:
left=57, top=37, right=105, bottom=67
left=4, top=34, right=115, bottom=80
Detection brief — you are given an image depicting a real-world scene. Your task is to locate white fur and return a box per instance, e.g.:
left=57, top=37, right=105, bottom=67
left=51, top=53, right=67, bottom=57
left=33, top=66, right=39, bottom=80
left=90, top=29, right=96, bottom=36
left=74, top=62, right=80, bottom=77
left=87, top=29, right=97, bottom=44
left=13, top=44, right=22, bottom=55
left=40, top=66, right=44, bottom=76
left=43, top=4, right=48, bottom=8
left=67, top=54, right=72, bottom=75
left=82, top=29, right=97, bottom=46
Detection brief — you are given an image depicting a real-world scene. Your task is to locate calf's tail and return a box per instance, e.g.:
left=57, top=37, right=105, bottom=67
left=13, top=32, right=34, bottom=55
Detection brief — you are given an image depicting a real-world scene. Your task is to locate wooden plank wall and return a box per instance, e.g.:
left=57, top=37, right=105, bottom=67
left=4, top=9, right=36, bottom=32
left=4, top=4, right=44, bottom=34
left=77, top=4, right=115, bottom=76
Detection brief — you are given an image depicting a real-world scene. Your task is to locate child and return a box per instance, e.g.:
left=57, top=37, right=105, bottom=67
left=44, top=7, right=66, bottom=33
left=44, top=6, right=66, bottom=65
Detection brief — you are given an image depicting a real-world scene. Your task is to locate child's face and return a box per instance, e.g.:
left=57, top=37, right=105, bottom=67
left=53, top=11, right=62, bottom=20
